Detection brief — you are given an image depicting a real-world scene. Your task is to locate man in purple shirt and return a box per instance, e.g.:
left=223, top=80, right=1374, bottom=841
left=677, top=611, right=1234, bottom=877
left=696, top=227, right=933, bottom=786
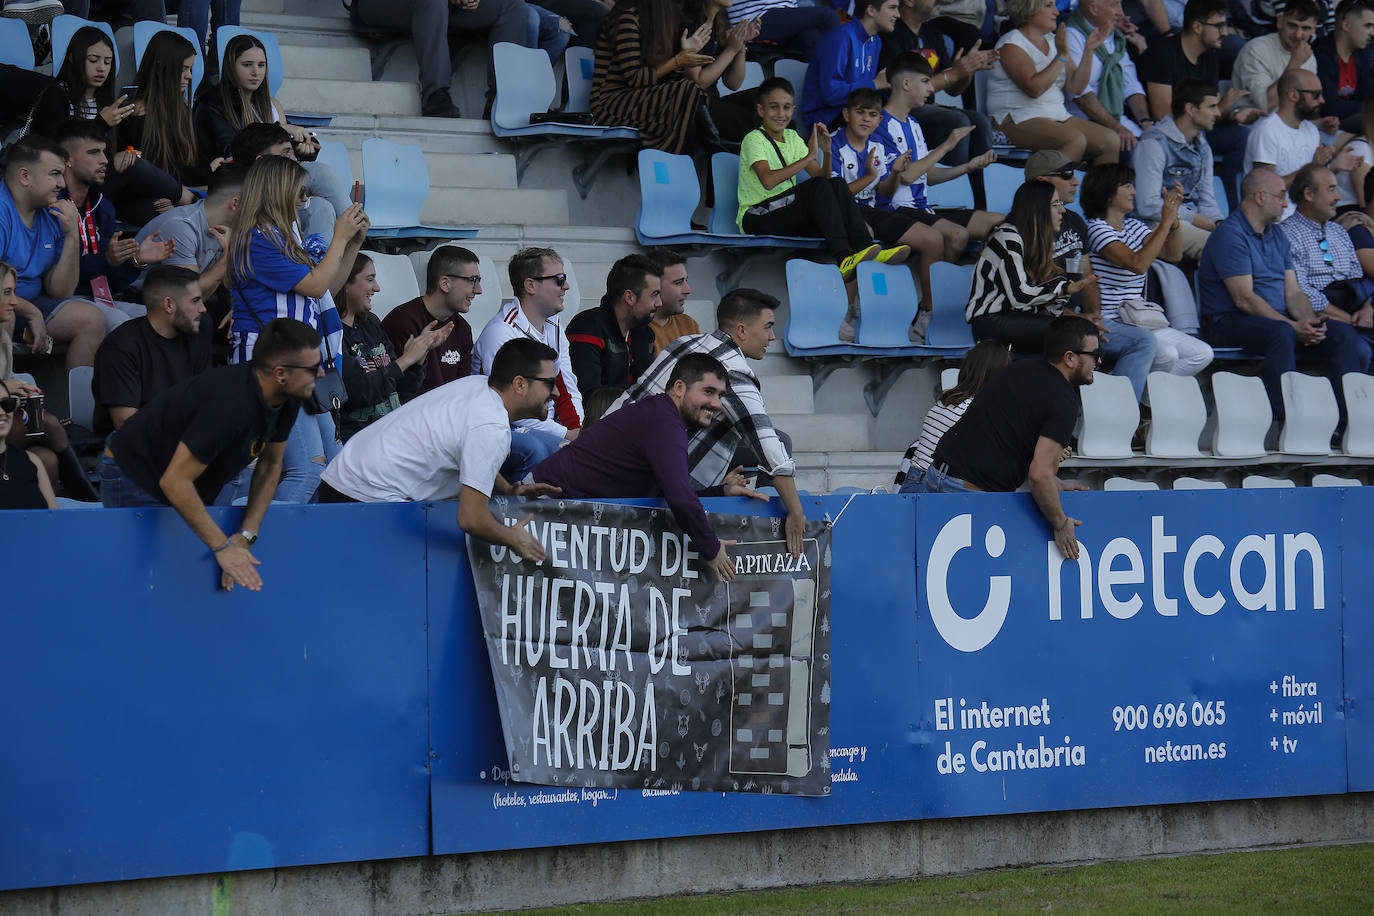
left=531, top=353, right=766, bottom=582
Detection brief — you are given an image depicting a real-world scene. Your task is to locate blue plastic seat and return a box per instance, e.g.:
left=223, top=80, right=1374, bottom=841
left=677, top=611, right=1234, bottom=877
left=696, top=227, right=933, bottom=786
left=926, top=262, right=977, bottom=348
left=718, top=60, right=764, bottom=98
left=215, top=25, right=282, bottom=96
left=1213, top=174, right=1229, bottom=218
left=133, top=22, right=204, bottom=97
left=564, top=45, right=595, bottom=114
left=315, top=140, right=353, bottom=189
left=783, top=259, right=852, bottom=355
left=773, top=58, right=807, bottom=128
left=360, top=138, right=477, bottom=240
left=0, top=18, right=34, bottom=70
left=925, top=173, right=974, bottom=209
left=52, top=15, right=117, bottom=77
left=856, top=262, right=922, bottom=351
left=709, top=152, right=747, bottom=236
left=981, top=162, right=1023, bottom=214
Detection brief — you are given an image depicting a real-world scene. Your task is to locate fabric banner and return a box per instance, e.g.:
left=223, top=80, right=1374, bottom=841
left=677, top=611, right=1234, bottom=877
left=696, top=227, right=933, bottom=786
left=466, top=497, right=833, bottom=796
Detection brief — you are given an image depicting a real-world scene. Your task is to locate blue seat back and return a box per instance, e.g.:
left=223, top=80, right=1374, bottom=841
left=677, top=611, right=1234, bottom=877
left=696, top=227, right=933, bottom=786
left=637, top=149, right=699, bottom=239
left=856, top=262, right=918, bottom=348
left=718, top=60, right=764, bottom=97
left=492, top=41, right=556, bottom=131
left=710, top=152, right=744, bottom=235
left=773, top=58, right=807, bottom=128
left=565, top=45, right=594, bottom=113
left=216, top=26, right=283, bottom=97
left=316, top=140, right=353, bottom=189
left=924, top=173, right=973, bottom=209
left=361, top=138, right=430, bottom=229
left=785, top=260, right=850, bottom=350
left=0, top=18, right=34, bottom=70
left=982, top=162, right=1023, bottom=213
left=1213, top=174, right=1229, bottom=218
left=927, top=262, right=976, bottom=347
left=52, top=15, right=117, bottom=79
left=133, top=22, right=204, bottom=97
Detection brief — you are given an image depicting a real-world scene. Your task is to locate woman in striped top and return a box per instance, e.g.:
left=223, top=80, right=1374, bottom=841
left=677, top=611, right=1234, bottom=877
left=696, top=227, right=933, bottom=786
left=1081, top=163, right=1213, bottom=379
left=966, top=179, right=1098, bottom=352
left=895, top=340, right=1012, bottom=491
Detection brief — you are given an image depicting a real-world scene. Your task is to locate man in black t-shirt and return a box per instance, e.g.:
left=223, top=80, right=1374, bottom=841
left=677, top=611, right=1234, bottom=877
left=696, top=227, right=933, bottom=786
left=925, top=315, right=1097, bottom=560
left=92, top=266, right=214, bottom=436
left=101, top=318, right=321, bottom=592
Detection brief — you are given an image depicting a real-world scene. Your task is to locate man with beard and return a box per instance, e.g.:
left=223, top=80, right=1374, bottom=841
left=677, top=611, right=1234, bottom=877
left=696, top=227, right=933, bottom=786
left=923, top=314, right=1097, bottom=561
left=1244, top=70, right=1359, bottom=218
left=56, top=118, right=174, bottom=328
left=531, top=353, right=766, bottom=582
left=92, top=265, right=214, bottom=436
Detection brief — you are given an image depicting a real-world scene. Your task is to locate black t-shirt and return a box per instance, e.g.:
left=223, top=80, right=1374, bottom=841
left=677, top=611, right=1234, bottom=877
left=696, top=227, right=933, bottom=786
left=91, top=317, right=215, bottom=436
left=932, top=359, right=1080, bottom=492
left=109, top=363, right=299, bottom=505
left=1138, top=35, right=1219, bottom=87
left=879, top=18, right=958, bottom=76
left=1053, top=209, right=1090, bottom=267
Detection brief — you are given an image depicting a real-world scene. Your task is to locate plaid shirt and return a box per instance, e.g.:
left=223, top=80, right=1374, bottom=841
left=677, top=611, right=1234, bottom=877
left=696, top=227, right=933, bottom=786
left=608, top=330, right=796, bottom=488
left=1280, top=212, right=1361, bottom=313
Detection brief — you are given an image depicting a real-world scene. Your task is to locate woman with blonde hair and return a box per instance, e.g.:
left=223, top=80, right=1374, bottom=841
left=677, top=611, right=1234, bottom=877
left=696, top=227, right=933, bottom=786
left=225, top=156, right=369, bottom=503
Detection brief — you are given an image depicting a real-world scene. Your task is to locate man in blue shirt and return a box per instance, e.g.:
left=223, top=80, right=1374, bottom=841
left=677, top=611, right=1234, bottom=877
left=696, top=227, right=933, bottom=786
left=1198, top=166, right=1370, bottom=420
left=0, top=134, right=106, bottom=370
left=802, top=0, right=901, bottom=128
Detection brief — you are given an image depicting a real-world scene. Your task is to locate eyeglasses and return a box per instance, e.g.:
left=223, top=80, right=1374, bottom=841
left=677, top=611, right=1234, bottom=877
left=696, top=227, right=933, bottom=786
left=1071, top=349, right=1101, bottom=363
left=1319, top=236, right=1334, bottom=266
left=525, top=375, right=559, bottom=388
left=445, top=273, right=481, bottom=284
left=1296, top=88, right=1323, bottom=98
left=281, top=361, right=322, bottom=374
left=534, top=273, right=568, bottom=287
left=1200, top=18, right=1229, bottom=31
left=1049, top=170, right=1075, bottom=180
left=0, top=396, right=18, bottom=414
left=1051, top=199, right=1066, bottom=210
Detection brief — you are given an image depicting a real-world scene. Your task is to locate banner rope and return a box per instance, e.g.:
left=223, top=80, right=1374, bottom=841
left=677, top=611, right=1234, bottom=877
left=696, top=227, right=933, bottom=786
left=824, top=493, right=861, bottom=529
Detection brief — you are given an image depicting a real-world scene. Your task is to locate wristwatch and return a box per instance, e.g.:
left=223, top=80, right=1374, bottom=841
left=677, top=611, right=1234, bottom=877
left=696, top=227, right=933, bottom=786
left=239, top=530, right=258, bottom=546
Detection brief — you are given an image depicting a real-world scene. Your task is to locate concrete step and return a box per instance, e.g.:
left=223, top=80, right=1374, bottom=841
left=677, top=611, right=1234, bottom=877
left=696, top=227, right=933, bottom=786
left=334, top=149, right=518, bottom=191
left=422, top=187, right=569, bottom=227
left=760, top=375, right=815, bottom=415
left=771, top=412, right=871, bottom=454
left=241, top=11, right=354, bottom=34
left=279, top=43, right=373, bottom=83
left=793, top=451, right=905, bottom=493
left=278, top=78, right=421, bottom=118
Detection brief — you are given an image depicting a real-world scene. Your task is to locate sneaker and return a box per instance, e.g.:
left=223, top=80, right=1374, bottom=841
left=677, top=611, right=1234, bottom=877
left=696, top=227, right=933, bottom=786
left=838, top=305, right=860, bottom=343
left=422, top=88, right=461, bottom=119
left=875, top=244, right=911, bottom=266
left=909, top=309, right=931, bottom=344
left=838, top=243, right=880, bottom=281
left=1, top=0, right=62, bottom=24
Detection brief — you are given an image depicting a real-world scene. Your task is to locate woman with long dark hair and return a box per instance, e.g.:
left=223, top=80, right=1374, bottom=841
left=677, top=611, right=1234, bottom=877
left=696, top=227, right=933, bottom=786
left=334, top=252, right=450, bottom=442
left=224, top=156, right=368, bottom=502
left=965, top=180, right=1097, bottom=352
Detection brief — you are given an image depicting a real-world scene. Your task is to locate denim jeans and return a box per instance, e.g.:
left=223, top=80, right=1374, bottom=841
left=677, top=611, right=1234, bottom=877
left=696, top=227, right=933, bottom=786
left=503, top=427, right=565, bottom=482
left=216, top=412, right=334, bottom=505
left=920, top=463, right=978, bottom=494
left=100, top=452, right=165, bottom=508
left=527, top=4, right=571, bottom=62
left=1099, top=318, right=1156, bottom=401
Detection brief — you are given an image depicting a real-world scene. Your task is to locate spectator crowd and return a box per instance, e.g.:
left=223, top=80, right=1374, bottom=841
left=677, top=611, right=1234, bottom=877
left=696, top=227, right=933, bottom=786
left=4, top=0, right=1374, bottom=579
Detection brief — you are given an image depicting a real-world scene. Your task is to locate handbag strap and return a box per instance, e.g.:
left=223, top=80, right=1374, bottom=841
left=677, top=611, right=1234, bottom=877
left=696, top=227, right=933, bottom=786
left=232, top=280, right=337, bottom=367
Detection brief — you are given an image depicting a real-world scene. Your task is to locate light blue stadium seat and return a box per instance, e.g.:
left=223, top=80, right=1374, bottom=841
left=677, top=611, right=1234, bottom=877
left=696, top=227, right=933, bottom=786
left=315, top=140, right=353, bottom=190
left=360, top=138, right=477, bottom=240
left=1213, top=175, right=1229, bottom=218
left=215, top=25, right=282, bottom=96
left=856, top=262, right=922, bottom=351
left=133, top=22, right=204, bottom=96
left=718, top=60, right=764, bottom=97
left=0, top=18, right=34, bottom=70
left=491, top=42, right=638, bottom=191
left=783, top=259, right=851, bottom=355
left=925, top=173, right=974, bottom=209
left=52, top=15, right=117, bottom=77
left=926, top=262, right=976, bottom=348
left=67, top=366, right=94, bottom=430
left=564, top=45, right=594, bottom=113
left=773, top=58, right=807, bottom=128
left=981, top=162, right=1022, bottom=213
left=709, top=152, right=746, bottom=236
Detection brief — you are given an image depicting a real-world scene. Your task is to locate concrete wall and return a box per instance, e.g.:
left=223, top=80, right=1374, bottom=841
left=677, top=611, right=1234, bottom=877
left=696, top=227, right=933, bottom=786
left=5, top=793, right=1371, bottom=915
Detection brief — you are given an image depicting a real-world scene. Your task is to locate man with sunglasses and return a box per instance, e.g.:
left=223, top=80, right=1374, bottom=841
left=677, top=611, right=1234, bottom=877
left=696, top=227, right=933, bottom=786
left=1244, top=69, right=1358, bottom=220
left=101, top=318, right=322, bottom=592
left=1282, top=164, right=1374, bottom=344
left=924, top=314, right=1096, bottom=561
left=381, top=245, right=479, bottom=396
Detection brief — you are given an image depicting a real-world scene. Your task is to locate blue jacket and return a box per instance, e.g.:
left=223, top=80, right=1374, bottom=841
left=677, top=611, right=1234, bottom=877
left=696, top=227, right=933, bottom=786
left=801, top=19, right=880, bottom=128
left=1131, top=116, right=1222, bottom=226
left=1313, top=35, right=1372, bottom=123
left=61, top=188, right=139, bottom=300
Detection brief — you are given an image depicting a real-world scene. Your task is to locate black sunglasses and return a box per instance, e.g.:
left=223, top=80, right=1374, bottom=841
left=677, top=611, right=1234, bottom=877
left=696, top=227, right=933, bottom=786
left=0, top=396, right=18, bottom=414
left=534, top=273, right=568, bottom=287
left=1071, top=349, right=1101, bottom=363
left=525, top=375, right=559, bottom=388
left=281, top=361, right=322, bottom=373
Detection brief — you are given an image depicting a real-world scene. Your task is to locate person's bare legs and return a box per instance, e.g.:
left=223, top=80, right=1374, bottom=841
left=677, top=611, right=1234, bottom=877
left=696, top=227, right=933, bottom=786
left=44, top=300, right=105, bottom=369
left=931, top=218, right=970, bottom=262
left=964, top=210, right=1004, bottom=242
left=898, top=221, right=947, bottom=313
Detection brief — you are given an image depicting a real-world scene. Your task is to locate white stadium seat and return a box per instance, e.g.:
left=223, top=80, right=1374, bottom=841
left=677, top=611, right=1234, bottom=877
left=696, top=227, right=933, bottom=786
left=1210, top=372, right=1270, bottom=458
left=1076, top=372, right=1138, bottom=458
left=1145, top=373, right=1206, bottom=458
left=1278, top=372, right=1337, bottom=456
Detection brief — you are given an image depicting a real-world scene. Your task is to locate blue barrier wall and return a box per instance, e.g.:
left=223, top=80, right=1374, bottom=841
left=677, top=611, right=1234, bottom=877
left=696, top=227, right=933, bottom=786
left=0, top=491, right=1369, bottom=891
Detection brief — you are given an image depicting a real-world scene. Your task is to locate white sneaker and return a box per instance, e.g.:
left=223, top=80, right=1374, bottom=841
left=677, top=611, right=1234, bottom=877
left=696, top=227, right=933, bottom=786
left=1, top=0, right=63, bottom=24
left=838, top=306, right=860, bottom=343
left=909, top=309, right=931, bottom=344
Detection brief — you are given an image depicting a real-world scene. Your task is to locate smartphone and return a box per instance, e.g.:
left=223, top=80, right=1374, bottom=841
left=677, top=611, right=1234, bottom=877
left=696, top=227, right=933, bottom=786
left=120, top=85, right=138, bottom=102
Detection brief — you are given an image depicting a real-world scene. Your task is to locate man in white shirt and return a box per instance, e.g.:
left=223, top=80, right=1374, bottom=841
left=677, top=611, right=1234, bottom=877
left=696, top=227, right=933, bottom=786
left=1244, top=69, right=1357, bottom=218
left=1231, top=0, right=1321, bottom=115
left=472, top=246, right=584, bottom=479
left=1065, top=0, right=1153, bottom=153
left=320, top=338, right=559, bottom=562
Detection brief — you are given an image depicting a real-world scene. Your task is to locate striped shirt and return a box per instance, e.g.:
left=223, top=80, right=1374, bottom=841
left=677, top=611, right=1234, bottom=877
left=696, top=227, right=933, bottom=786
left=895, top=396, right=971, bottom=485
left=830, top=134, right=884, bottom=206
left=471, top=300, right=583, bottom=436
left=871, top=110, right=929, bottom=210
left=607, top=329, right=795, bottom=487
left=1085, top=218, right=1152, bottom=322
left=228, top=226, right=343, bottom=367
left=727, top=0, right=797, bottom=25
left=966, top=225, right=1071, bottom=322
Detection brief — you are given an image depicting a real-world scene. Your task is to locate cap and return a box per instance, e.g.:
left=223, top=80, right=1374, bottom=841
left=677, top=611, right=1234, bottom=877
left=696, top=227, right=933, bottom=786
left=1024, top=150, right=1075, bottom=181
